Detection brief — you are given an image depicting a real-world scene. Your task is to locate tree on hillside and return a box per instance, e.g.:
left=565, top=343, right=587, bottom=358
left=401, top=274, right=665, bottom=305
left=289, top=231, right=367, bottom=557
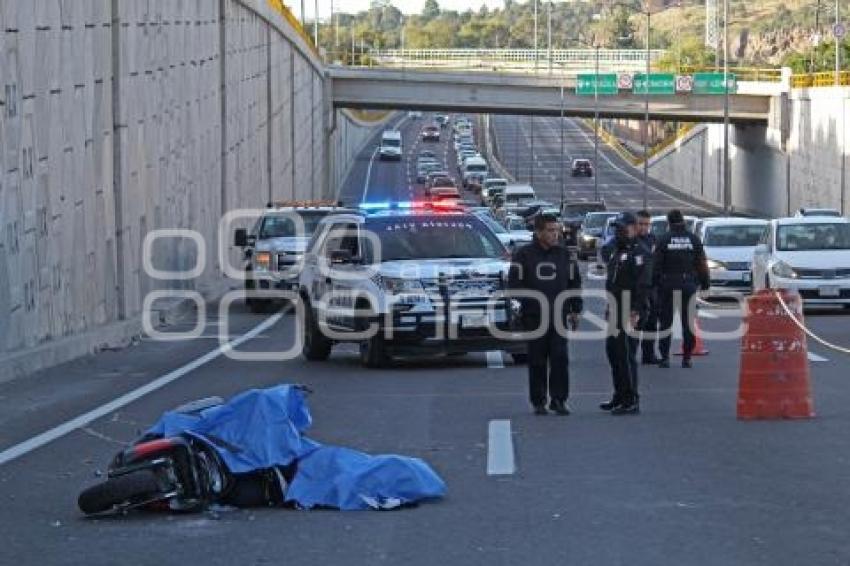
left=422, top=0, right=441, bottom=20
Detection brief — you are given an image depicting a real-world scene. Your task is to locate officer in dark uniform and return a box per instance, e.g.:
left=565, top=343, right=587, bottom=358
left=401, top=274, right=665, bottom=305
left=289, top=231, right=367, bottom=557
left=636, top=210, right=661, bottom=364
left=601, top=212, right=652, bottom=415
left=508, top=214, right=583, bottom=416
left=653, top=209, right=710, bottom=368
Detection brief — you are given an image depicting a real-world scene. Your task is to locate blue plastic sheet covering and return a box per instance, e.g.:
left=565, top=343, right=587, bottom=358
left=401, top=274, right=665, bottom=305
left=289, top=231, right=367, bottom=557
left=147, top=385, right=446, bottom=510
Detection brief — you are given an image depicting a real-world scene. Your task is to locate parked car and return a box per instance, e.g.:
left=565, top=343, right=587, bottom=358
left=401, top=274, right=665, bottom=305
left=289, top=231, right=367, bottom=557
left=752, top=216, right=850, bottom=306
left=697, top=217, right=768, bottom=296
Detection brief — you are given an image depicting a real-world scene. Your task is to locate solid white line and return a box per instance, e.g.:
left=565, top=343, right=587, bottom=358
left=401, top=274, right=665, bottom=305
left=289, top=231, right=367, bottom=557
left=0, top=313, right=284, bottom=467
left=807, top=351, right=829, bottom=363
left=487, top=419, right=515, bottom=476
left=486, top=350, right=505, bottom=369
left=361, top=146, right=380, bottom=202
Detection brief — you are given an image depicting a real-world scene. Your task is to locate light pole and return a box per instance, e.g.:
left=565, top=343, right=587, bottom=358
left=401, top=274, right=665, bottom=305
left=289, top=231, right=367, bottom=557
left=313, top=0, right=319, bottom=46
left=547, top=1, right=553, bottom=75
left=643, top=7, right=651, bottom=211
left=560, top=85, right=566, bottom=210
left=722, top=0, right=731, bottom=213
left=836, top=0, right=842, bottom=85
left=534, top=0, right=539, bottom=73
left=594, top=44, right=601, bottom=202
left=300, top=1, right=306, bottom=28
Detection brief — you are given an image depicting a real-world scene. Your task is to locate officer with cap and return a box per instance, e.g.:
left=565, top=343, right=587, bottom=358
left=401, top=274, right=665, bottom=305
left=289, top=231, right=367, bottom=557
left=635, top=210, right=661, bottom=364
left=652, top=209, right=710, bottom=368
left=601, top=212, right=652, bottom=415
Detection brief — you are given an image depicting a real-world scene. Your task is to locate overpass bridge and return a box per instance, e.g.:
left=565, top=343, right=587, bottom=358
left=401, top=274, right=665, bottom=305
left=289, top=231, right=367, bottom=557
left=328, top=67, right=777, bottom=124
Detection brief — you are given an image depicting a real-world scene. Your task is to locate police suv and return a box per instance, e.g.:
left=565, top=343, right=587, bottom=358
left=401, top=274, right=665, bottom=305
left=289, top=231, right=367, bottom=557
left=233, top=201, right=353, bottom=312
left=298, top=202, right=525, bottom=368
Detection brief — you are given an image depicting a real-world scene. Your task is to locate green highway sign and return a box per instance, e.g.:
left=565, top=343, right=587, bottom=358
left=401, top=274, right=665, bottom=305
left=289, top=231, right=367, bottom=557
left=576, top=73, right=619, bottom=95
left=693, top=72, right=738, bottom=94
left=632, top=73, right=676, bottom=95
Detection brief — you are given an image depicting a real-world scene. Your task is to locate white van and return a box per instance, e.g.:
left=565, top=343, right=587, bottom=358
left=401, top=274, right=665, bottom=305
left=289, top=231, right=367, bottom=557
left=379, top=130, right=403, bottom=161
left=503, top=184, right=536, bottom=206
left=461, top=156, right=489, bottom=187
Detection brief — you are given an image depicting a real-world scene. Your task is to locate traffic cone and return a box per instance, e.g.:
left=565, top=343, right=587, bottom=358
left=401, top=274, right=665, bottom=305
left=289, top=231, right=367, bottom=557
left=737, top=289, right=815, bottom=420
left=676, top=317, right=709, bottom=356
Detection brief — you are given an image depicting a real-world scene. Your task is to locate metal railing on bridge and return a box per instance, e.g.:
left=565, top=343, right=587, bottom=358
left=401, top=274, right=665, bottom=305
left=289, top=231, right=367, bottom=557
left=790, top=71, right=850, bottom=88
left=369, top=48, right=665, bottom=72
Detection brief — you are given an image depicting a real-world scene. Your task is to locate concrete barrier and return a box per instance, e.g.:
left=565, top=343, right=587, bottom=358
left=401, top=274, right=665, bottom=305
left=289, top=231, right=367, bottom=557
left=0, top=0, right=384, bottom=382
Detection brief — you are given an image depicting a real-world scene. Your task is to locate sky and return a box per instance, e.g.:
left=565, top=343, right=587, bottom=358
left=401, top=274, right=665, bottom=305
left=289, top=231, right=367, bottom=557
left=292, top=0, right=509, bottom=20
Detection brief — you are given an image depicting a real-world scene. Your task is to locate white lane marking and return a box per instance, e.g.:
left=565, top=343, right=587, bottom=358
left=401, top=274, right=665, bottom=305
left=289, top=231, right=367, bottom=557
left=361, top=146, right=380, bottom=202
left=0, top=313, right=284, bottom=467
left=486, top=350, right=505, bottom=369
left=487, top=419, right=516, bottom=476
left=697, top=309, right=719, bottom=319
left=807, top=351, right=829, bottom=363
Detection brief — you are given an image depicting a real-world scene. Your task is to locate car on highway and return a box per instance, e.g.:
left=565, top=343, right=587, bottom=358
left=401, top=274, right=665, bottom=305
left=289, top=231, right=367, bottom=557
left=416, top=161, right=443, bottom=183
left=297, top=202, right=524, bottom=367
left=650, top=214, right=700, bottom=236
left=418, top=149, right=438, bottom=160
left=503, top=184, right=537, bottom=207
left=697, top=217, right=768, bottom=296
left=503, top=214, right=534, bottom=241
left=752, top=216, right=850, bottom=306
left=421, top=124, right=441, bottom=142
left=408, top=111, right=423, bottom=119
left=795, top=207, right=842, bottom=218
left=481, top=178, right=508, bottom=204
left=461, top=156, right=489, bottom=188
left=560, top=201, right=607, bottom=248
left=435, top=114, right=450, bottom=127
left=471, top=209, right=529, bottom=252
left=379, top=130, right=403, bottom=161
left=571, top=158, right=594, bottom=177
left=426, top=170, right=452, bottom=186
left=234, top=201, right=352, bottom=313
left=577, top=211, right=619, bottom=260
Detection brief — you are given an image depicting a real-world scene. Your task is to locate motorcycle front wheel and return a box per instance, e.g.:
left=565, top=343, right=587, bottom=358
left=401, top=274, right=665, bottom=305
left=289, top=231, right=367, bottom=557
left=78, top=470, right=161, bottom=516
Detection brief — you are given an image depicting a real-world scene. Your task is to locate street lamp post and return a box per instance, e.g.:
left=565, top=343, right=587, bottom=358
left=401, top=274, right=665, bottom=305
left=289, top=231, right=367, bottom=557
left=594, top=44, right=600, bottom=202
left=560, top=86, right=566, bottom=210
left=722, top=0, right=731, bottom=213
left=313, top=0, right=319, bottom=46
left=547, top=2, right=553, bottom=75
left=534, top=0, right=539, bottom=73
left=836, top=0, right=842, bottom=86
left=643, top=7, right=650, bottom=211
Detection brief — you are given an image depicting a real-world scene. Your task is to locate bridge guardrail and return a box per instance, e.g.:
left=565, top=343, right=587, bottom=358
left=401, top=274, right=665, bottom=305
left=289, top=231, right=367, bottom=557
left=791, top=71, right=850, bottom=88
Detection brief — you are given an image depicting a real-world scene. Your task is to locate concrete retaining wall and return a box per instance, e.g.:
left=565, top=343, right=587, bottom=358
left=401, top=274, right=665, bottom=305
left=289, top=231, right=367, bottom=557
left=648, top=87, right=850, bottom=218
left=0, top=0, right=382, bottom=380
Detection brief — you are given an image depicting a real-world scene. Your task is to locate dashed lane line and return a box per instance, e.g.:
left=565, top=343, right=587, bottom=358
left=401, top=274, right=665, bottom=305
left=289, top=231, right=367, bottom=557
left=808, top=351, right=829, bottom=363
left=487, top=419, right=516, bottom=476
left=0, top=313, right=284, bottom=467
left=486, top=350, right=505, bottom=369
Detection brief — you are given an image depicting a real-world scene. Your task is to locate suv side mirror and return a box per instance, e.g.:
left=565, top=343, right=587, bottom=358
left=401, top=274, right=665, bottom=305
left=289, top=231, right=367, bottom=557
left=234, top=228, right=248, bottom=247
left=329, top=249, right=354, bottom=265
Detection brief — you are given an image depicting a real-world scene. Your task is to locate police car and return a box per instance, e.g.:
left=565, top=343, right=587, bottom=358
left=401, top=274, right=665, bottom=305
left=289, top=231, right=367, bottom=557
left=233, top=201, right=353, bottom=312
left=297, top=201, right=525, bottom=367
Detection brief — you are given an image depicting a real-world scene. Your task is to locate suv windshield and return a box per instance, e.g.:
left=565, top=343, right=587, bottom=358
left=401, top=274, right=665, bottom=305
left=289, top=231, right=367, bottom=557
left=260, top=212, right=328, bottom=239
left=704, top=225, right=765, bottom=247
left=475, top=213, right=508, bottom=234
left=585, top=213, right=617, bottom=229
left=367, top=216, right=504, bottom=261
left=777, top=223, right=850, bottom=251
left=382, top=138, right=401, bottom=148
left=564, top=204, right=604, bottom=217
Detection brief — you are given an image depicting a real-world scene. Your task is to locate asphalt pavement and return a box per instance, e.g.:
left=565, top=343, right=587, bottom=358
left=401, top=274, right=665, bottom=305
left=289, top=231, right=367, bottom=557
left=2, top=113, right=850, bottom=566
left=489, top=114, right=716, bottom=215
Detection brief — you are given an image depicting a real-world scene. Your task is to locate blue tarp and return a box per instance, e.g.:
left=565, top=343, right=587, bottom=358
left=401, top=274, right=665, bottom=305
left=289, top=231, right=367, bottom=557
left=146, top=385, right=446, bottom=510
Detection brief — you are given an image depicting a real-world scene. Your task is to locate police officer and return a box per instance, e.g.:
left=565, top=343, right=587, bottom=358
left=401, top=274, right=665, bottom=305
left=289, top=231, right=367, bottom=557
left=600, top=212, right=652, bottom=415
left=636, top=210, right=661, bottom=364
left=653, top=209, right=710, bottom=368
left=508, top=214, right=583, bottom=416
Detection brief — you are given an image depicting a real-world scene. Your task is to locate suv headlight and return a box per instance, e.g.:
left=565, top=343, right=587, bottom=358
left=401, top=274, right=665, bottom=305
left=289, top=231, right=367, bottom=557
left=771, top=260, right=798, bottom=279
left=254, top=251, right=272, bottom=271
left=706, top=259, right=726, bottom=270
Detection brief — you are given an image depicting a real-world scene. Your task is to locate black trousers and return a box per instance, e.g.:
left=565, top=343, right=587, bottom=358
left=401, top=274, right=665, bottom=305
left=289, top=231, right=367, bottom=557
left=527, top=327, right=569, bottom=406
left=639, top=292, right=659, bottom=362
left=606, top=319, right=639, bottom=405
left=658, top=284, right=698, bottom=360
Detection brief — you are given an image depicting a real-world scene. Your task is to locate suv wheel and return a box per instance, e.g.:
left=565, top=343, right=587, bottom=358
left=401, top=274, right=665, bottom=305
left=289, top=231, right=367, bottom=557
left=360, top=334, right=389, bottom=368
left=302, top=302, right=332, bottom=361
